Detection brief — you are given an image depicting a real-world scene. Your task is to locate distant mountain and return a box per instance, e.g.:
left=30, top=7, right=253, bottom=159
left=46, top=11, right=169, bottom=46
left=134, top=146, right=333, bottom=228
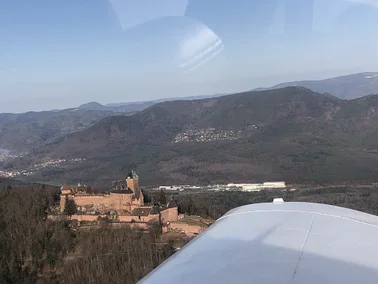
left=105, top=93, right=228, bottom=107
left=16, top=87, right=378, bottom=186
left=31, top=87, right=345, bottom=159
left=0, top=109, right=116, bottom=152
left=0, top=93, right=228, bottom=152
left=78, top=101, right=154, bottom=113
left=79, top=94, right=228, bottom=112
left=79, top=102, right=110, bottom=111
left=256, top=72, right=378, bottom=99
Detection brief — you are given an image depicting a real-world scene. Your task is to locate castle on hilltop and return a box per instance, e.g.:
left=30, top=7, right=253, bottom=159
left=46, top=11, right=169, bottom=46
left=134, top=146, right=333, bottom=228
left=59, top=170, right=179, bottom=225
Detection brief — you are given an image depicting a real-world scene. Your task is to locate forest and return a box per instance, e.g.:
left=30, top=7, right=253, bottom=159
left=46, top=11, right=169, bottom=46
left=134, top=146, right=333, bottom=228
left=2, top=178, right=378, bottom=283
left=0, top=179, right=174, bottom=284
left=157, top=185, right=378, bottom=220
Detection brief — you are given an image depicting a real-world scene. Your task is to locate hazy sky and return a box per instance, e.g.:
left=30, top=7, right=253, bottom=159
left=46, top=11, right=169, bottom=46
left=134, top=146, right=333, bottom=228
left=1, top=0, right=378, bottom=113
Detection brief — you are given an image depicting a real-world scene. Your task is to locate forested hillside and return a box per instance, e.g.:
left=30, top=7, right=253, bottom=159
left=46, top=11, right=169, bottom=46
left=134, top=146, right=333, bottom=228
left=0, top=110, right=116, bottom=152
left=2, top=179, right=378, bottom=283
left=12, top=86, right=378, bottom=186
left=0, top=179, right=174, bottom=284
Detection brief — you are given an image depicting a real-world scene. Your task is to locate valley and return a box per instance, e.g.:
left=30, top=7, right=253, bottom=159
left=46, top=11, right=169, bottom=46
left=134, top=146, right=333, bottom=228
left=1, top=72, right=378, bottom=187
left=2, top=84, right=378, bottom=187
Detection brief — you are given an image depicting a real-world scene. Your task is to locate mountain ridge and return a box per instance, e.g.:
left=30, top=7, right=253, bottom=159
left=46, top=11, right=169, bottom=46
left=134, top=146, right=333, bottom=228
left=11, top=86, right=378, bottom=186
left=0, top=94, right=228, bottom=152
left=255, top=72, right=378, bottom=99
left=45, top=87, right=340, bottom=156
left=1, top=71, right=377, bottom=154
left=78, top=93, right=228, bottom=112
left=0, top=109, right=118, bottom=152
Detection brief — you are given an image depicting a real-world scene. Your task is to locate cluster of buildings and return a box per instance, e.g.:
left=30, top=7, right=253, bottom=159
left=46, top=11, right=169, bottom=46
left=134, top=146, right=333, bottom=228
left=172, top=128, right=238, bottom=143
left=0, top=170, right=23, bottom=178
left=157, top=185, right=201, bottom=191
left=226, top=182, right=287, bottom=191
left=0, top=157, right=86, bottom=178
left=57, top=170, right=211, bottom=235
left=35, top=158, right=86, bottom=169
left=0, top=151, right=14, bottom=162
left=172, top=125, right=260, bottom=144
left=154, top=181, right=288, bottom=192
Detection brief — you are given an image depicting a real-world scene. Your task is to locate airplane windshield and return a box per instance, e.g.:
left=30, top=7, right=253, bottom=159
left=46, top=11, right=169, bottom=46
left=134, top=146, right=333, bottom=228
left=1, top=1, right=378, bottom=283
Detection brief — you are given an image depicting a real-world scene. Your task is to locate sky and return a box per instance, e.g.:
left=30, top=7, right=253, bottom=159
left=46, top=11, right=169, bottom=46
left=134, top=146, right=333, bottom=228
left=1, top=0, right=378, bottom=113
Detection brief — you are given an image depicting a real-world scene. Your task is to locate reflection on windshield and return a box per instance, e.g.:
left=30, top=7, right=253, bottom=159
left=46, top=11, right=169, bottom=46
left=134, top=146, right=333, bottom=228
left=1, top=0, right=377, bottom=111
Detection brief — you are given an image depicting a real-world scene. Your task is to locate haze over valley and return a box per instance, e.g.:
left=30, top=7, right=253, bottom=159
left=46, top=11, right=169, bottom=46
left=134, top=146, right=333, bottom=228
left=1, top=72, right=378, bottom=187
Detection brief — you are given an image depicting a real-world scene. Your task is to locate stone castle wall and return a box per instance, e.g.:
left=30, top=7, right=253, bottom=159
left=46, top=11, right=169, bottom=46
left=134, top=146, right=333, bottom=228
left=62, top=214, right=158, bottom=226
left=70, top=214, right=103, bottom=222
left=166, top=222, right=206, bottom=235
left=63, top=213, right=159, bottom=224
left=160, top=207, right=179, bottom=224
left=60, top=193, right=135, bottom=214
left=60, top=197, right=66, bottom=212
left=118, top=214, right=159, bottom=223
left=132, top=196, right=144, bottom=207
left=58, top=174, right=181, bottom=229
left=118, top=215, right=136, bottom=223
left=127, top=177, right=139, bottom=192
left=50, top=215, right=150, bottom=230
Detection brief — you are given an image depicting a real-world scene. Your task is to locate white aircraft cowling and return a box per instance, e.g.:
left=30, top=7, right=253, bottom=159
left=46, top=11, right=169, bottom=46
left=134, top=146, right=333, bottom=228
left=139, top=201, right=378, bottom=284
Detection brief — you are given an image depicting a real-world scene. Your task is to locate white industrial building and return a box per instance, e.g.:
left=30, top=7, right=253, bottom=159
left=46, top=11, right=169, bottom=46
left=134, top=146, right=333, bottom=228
left=156, top=181, right=286, bottom=192
left=158, top=186, right=183, bottom=191
left=226, top=181, right=286, bottom=192
left=157, top=185, right=202, bottom=191
left=261, top=181, right=286, bottom=189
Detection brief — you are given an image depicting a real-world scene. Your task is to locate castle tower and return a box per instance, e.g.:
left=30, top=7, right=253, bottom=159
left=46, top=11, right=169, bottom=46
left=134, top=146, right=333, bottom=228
left=126, top=170, right=139, bottom=193
left=127, top=170, right=144, bottom=207
left=59, top=184, right=73, bottom=212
